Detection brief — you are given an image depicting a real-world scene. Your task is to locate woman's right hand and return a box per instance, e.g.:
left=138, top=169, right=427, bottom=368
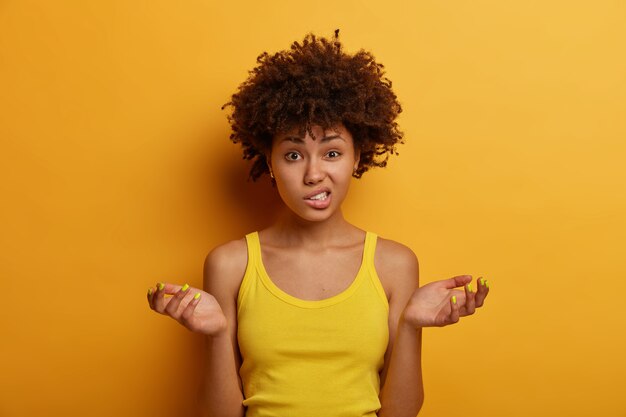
left=147, top=282, right=228, bottom=337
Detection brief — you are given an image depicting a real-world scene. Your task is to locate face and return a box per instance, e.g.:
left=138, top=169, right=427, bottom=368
left=267, top=123, right=360, bottom=222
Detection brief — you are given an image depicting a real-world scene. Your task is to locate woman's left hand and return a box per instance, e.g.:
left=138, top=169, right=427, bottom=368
left=401, top=275, right=490, bottom=328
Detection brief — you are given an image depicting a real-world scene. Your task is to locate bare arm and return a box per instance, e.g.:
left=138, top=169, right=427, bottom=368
left=378, top=321, right=424, bottom=417
left=197, top=241, right=247, bottom=417
left=376, top=240, right=424, bottom=417
left=379, top=257, right=491, bottom=416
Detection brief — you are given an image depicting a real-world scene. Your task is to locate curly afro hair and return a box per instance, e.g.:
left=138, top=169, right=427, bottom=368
left=221, top=29, right=405, bottom=182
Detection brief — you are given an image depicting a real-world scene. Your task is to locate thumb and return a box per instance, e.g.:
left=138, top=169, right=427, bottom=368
left=441, top=275, right=472, bottom=289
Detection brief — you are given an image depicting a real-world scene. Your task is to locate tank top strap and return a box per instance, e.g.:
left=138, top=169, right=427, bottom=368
left=363, top=231, right=378, bottom=268
left=363, top=231, right=389, bottom=311
left=244, top=231, right=260, bottom=265
left=237, top=231, right=260, bottom=311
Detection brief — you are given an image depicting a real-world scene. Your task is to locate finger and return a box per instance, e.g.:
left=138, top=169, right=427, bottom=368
left=474, top=276, right=489, bottom=307
left=153, top=282, right=180, bottom=313
left=462, top=281, right=476, bottom=316
left=441, top=275, right=473, bottom=289
left=450, top=289, right=466, bottom=306
left=147, top=287, right=155, bottom=309
left=449, top=294, right=460, bottom=324
left=158, top=282, right=188, bottom=295
left=180, top=292, right=202, bottom=325
left=164, top=283, right=193, bottom=319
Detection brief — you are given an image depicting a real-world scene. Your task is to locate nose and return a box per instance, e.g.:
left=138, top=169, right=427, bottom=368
left=304, top=159, right=325, bottom=185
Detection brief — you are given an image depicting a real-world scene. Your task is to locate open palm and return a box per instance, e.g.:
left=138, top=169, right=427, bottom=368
left=402, top=275, right=490, bottom=328
left=147, top=282, right=228, bottom=336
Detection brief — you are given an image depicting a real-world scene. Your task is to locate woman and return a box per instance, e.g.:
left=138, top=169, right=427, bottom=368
left=146, top=29, right=490, bottom=417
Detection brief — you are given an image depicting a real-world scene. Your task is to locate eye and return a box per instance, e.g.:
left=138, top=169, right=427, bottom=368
left=327, top=150, right=342, bottom=158
left=285, top=152, right=301, bottom=161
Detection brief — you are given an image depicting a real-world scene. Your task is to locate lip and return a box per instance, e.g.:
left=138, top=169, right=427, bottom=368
left=303, top=187, right=332, bottom=210
left=304, top=191, right=332, bottom=209
left=303, top=187, right=331, bottom=200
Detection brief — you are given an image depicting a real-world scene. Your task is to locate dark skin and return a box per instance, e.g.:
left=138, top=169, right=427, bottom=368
left=146, top=122, right=490, bottom=416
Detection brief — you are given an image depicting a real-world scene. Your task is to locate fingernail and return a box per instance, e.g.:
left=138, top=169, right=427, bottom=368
left=452, top=295, right=457, bottom=304
left=147, top=288, right=153, bottom=296
left=181, top=283, right=190, bottom=292
left=485, top=280, right=490, bottom=289
left=194, top=293, right=201, bottom=300
left=157, top=282, right=164, bottom=291
left=467, top=283, right=473, bottom=293
left=479, top=277, right=484, bottom=286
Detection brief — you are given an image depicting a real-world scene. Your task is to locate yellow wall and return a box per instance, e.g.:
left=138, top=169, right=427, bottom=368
left=1, top=1, right=624, bottom=416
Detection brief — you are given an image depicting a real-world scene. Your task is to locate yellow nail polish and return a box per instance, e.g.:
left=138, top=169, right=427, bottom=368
left=485, top=280, right=490, bottom=289
left=157, top=282, right=164, bottom=291
left=147, top=288, right=153, bottom=296
left=182, top=283, right=190, bottom=292
left=467, top=283, right=473, bottom=293
left=452, top=295, right=457, bottom=304
left=194, top=292, right=201, bottom=300
left=479, top=277, right=484, bottom=286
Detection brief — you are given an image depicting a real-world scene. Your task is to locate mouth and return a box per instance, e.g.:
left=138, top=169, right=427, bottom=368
left=304, top=191, right=330, bottom=201
left=303, top=190, right=332, bottom=209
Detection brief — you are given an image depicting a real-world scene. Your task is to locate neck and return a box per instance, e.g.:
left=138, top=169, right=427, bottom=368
left=271, top=205, right=354, bottom=249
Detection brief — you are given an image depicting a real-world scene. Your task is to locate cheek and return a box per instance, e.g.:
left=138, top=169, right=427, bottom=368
left=331, top=163, right=354, bottom=179
left=274, top=172, right=300, bottom=199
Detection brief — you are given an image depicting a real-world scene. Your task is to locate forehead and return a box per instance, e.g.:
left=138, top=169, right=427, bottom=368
left=274, top=123, right=353, bottom=146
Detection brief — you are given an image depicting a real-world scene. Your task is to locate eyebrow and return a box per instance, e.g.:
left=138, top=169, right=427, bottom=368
left=279, top=134, right=345, bottom=144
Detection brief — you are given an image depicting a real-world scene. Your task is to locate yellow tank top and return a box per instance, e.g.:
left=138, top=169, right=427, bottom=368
left=237, top=230, right=389, bottom=417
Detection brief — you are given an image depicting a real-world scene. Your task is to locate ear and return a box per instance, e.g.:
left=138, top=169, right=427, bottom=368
left=264, top=150, right=272, bottom=168
left=353, top=148, right=361, bottom=171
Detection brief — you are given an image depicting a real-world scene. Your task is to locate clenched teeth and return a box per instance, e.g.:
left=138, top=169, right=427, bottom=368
left=308, top=192, right=329, bottom=200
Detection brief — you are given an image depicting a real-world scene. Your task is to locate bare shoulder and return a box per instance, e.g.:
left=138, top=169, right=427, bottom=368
left=374, top=236, right=419, bottom=277
left=203, top=236, right=248, bottom=300
left=374, top=236, right=420, bottom=300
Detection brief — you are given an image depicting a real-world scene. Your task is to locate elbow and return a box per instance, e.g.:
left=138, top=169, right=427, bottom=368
left=416, top=390, right=425, bottom=416
left=197, top=394, right=245, bottom=417
left=196, top=382, right=245, bottom=417
left=415, top=388, right=425, bottom=415
left=199, top=406, right=245, bottom=417
left=416, top=398, right=425, bottom=416
left=199, top=401, right=245, bottom=417
left=378, top=392, right=425, bottom=417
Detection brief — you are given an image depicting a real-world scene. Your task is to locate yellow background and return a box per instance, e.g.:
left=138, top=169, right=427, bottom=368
left=1, top=1, right=625, bottom=416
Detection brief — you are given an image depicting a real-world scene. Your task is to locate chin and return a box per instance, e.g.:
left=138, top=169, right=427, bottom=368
left=299, top=212, right=333, bottom=222
left=280, top=191, right=346, bottom=222
left=290, top=205, right=337, bottom=223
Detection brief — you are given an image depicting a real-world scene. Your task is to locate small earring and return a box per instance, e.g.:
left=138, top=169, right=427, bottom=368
left=269, top=169, right=274, bottom=179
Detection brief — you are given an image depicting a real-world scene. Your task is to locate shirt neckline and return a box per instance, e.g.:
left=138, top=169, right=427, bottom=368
left=254, top=231, right=370, bottom=309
